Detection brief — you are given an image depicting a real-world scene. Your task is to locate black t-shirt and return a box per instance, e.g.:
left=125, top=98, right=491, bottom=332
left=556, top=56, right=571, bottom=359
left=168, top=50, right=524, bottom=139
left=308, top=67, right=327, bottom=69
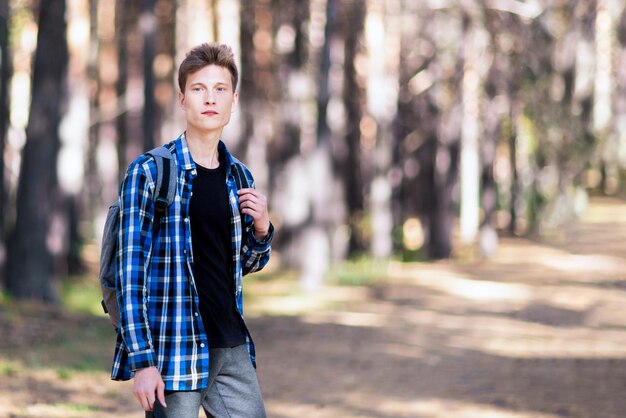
left=189, top=156, right=246, bottom=348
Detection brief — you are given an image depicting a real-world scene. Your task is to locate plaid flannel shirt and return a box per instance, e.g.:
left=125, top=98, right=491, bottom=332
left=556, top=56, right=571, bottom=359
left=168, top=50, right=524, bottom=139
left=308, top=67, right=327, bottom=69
left=111, top=133, right=274, bottom=390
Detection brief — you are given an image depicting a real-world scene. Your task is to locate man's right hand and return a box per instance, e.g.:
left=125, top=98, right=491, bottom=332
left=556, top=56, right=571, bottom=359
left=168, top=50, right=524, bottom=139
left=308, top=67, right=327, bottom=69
left=133, top=366, right=167, bottom=411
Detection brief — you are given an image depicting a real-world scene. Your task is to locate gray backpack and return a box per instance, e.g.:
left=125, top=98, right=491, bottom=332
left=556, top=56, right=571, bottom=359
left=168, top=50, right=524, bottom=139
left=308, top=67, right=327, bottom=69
left=99, top=145, right=251, bottom=329
left=99, top=146, right=177, bottom=329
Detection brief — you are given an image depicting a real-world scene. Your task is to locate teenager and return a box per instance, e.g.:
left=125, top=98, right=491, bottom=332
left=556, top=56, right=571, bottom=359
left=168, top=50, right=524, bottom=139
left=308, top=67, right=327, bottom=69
left=112, top=42, right=273, bottom=418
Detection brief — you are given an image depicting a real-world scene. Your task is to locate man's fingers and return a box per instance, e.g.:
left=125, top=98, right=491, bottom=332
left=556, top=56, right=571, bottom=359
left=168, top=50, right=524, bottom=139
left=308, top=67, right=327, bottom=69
left=237, top=187, right=256, bottom=195
left=147, top=392, right=156, bottom=411
left=157, top=381, right=167, bottom=408
left=132, top=367, right=164, bottom=412
left=242, top=207, right=261, bottom=217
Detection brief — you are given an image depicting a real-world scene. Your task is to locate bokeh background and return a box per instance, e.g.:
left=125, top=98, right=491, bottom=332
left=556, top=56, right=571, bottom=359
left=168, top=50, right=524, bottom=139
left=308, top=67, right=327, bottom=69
left=2, top=0, right=626, bottom=417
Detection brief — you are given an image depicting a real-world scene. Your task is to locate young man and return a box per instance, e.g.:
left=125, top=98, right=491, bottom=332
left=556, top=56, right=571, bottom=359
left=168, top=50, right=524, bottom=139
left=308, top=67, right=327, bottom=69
left=111, top=43, right=274, bottom=418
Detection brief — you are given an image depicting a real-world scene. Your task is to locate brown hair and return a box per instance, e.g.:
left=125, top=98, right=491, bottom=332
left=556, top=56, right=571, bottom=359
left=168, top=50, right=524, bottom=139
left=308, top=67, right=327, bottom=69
left=178, top=43, right=239, bottom=93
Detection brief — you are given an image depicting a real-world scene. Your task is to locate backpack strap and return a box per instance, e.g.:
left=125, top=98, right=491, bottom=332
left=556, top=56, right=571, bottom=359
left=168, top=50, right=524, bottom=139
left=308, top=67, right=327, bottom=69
left=232, top=162, right=250, bottom=191
left=146, top=146, right=177, bottom=207
left=145, top=146, right=177, bottom=231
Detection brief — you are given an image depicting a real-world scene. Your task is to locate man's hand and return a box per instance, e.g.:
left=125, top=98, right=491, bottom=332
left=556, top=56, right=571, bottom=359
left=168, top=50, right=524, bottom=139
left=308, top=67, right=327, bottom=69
left=237, top=188, right=270, bottom=240
left=133, top=366, right=167, bottom=411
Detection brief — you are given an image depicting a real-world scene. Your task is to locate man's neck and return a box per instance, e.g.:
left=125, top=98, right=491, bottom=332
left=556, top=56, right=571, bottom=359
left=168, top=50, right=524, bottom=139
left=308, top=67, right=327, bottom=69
left=186, top=128, right=222, bottom=169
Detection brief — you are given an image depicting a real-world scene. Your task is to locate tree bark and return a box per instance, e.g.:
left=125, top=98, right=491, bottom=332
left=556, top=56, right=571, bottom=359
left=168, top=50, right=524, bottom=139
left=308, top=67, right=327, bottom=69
left=237, top=0, right=256, bottom=158
left=142, top=0, right=157, bottom=150
left=6, top=0, right=68, bottom=300
left=0, top=0, right=10, bottom=272
left=86, top=0, right=101, bottom=223
left=116, top=0, right=129, bottom=177
left=341, top=0, right=366, bottom=255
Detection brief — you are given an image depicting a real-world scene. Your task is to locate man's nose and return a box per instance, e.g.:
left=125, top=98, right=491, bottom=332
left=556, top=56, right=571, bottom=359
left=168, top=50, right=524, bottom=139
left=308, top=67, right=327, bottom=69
left=205, top=90, right=216, bottom=104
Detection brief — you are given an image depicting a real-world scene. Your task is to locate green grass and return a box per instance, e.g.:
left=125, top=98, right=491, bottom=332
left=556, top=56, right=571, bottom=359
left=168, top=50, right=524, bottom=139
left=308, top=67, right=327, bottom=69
left=53, top=402, right=98, bottom=412
left=0, top=359, right=19, bottom=376
left=328, top=257, right=388, bottom=287
left=0, top=275, right=115, bottom=374
left=60, top=275, right=106, bottom=316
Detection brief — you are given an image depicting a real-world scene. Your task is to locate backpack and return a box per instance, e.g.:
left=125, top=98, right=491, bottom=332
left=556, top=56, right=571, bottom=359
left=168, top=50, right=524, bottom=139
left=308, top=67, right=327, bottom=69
left=99, top=146, right=177, bottom=329
left=99, top=145, right=251, bottom=330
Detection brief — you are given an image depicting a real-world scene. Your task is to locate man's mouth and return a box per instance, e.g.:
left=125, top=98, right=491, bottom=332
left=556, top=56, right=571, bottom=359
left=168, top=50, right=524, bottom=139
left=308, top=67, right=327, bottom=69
left=202, top=110, right=218, bottom=116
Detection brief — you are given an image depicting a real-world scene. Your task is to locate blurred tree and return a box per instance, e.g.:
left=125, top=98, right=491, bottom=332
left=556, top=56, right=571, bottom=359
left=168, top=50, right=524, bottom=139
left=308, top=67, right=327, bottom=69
left=86, top=0, right=102, bottom=223
left=481, top=8, right=513, bottom=256
left=154, top=0, right=177, bottom=141
left=617, top=3, right=626, bottom=192
left=340, top=0, right=366, bottom=255
left=116, top=1, right=146, bottom=171
left=459, top=10, right=484, bottom=246
left=6, top=0, right=68, bottom=300
left=141, top=0, right=157, bottom=151
left=521, top=2, right=595, bottom=232
left=0, top=0, right=9, bottom=273
left=265, top=0, right=310, bottom=260
left=116, top=0, right=130, bottom=176
left=237, top=0, right=257, bottom=158
left=300, top=0, right=337, bottom=289
left=395, top=4, right=460, bottom=259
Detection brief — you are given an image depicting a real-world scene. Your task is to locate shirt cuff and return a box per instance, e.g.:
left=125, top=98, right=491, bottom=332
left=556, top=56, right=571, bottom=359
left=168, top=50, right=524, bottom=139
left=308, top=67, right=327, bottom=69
left=128, top=348, right=157, bottom=371
left=250, top=222, right=274, bottom=250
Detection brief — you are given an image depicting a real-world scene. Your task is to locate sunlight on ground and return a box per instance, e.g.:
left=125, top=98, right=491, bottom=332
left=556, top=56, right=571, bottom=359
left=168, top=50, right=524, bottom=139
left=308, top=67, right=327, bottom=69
left=539, top=254, right=626, bottom=274
left=388, top=264, right=533, bottom=302
left=577, top=197, right=626, bottom=224
left=382, top=260, right=626, bottom=359
left=246, top=278, right=370, bottom=317
left=266, top=397, right=561, bottom=418
left=376, top=398, right=560, bottom=418
left=0, top=367, right=140, bottom=418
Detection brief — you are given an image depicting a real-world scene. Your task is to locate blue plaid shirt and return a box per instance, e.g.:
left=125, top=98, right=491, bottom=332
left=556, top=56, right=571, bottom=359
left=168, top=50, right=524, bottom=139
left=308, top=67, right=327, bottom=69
left=111, top=133, right=274, bottom=390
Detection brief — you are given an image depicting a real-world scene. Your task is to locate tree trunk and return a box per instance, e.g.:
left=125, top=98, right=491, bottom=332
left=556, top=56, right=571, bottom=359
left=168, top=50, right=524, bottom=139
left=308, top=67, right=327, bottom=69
left=6, top=0, right=68, bottom=300
left=264, top=0, right=309, bottom=261
left=400, top=6, right=459, bottom=260
left=341, top=0, right=366, bottom=255
left=116, top=0, right=129, bottom=177
left=142, top=0, right=157, bottom=150
left=237, top=0, right=255, bottom=158
left=459, top=12, right=481, bottom=245
left=300, top=0, right=336, bottom=290
left=0, top=0, right=10, bottom=272
left=86, top=0, right=101, bottom=224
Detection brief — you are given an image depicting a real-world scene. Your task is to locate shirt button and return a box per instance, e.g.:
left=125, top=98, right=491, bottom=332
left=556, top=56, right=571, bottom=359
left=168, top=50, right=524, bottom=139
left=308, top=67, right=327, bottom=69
left=184, top=217, right=189, bottom=223
left=195, top=312, right=199, bottom=317
left=200, top=343, right=205, bottom=348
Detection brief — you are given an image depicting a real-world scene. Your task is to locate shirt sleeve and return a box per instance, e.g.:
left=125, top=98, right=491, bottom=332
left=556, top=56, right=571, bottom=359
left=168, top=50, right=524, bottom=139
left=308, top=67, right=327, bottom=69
left=116, top=159, right=157, bottom=371
left=241, top=221, right=274, bottom=276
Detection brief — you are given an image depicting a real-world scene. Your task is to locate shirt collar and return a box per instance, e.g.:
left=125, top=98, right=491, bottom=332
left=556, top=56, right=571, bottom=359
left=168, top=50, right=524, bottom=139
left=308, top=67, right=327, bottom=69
left=175, top=131, right=238, bottom=174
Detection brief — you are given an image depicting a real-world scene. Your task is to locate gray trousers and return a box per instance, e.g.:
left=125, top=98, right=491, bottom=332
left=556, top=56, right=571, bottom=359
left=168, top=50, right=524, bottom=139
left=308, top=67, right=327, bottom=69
left=147, top=344, right=266, bottom=418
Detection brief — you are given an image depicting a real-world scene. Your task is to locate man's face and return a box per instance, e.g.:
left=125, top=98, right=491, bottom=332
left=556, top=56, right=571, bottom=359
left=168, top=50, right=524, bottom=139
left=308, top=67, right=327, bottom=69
left=179, top=65, right=238, bottom=135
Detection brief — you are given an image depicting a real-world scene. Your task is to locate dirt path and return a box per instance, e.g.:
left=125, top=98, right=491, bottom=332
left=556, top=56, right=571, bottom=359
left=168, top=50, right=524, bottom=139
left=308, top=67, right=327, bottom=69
left=254, top=197, right=626, bottom=418
left=2, top=197, right=626, bottom=417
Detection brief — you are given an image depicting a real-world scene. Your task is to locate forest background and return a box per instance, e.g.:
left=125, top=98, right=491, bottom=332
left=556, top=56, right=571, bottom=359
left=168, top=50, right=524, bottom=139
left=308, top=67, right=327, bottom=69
left=1, top=0, right=626, bottom=303
left=3, top=1, right=626, bottom=417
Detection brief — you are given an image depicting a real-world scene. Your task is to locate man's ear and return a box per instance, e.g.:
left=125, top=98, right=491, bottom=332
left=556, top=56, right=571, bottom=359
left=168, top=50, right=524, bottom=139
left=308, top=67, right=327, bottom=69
left=179, top=91, right=185, bottom=108
left=232, top=91, right=239, bottom=113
